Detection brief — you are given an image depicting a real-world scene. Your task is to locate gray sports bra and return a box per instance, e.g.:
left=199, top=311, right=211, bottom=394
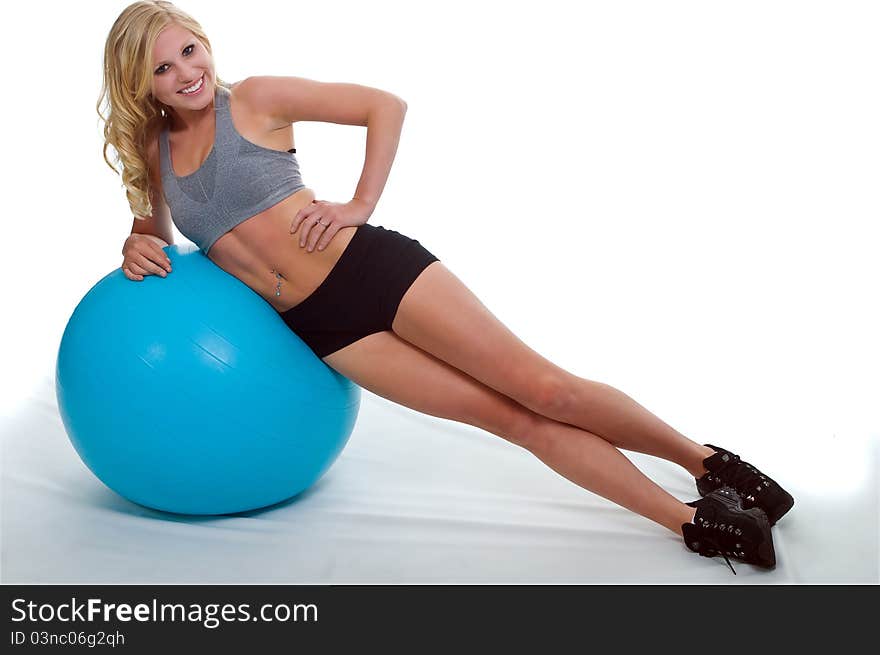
left=159, top=84, right=306, bottom=254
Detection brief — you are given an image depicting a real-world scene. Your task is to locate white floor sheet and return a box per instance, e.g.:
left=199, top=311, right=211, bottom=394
left=3, top=366, right=876, bottom=585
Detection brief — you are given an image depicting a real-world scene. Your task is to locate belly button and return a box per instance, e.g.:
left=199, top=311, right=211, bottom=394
left=271, top=269, right=284, bottom=296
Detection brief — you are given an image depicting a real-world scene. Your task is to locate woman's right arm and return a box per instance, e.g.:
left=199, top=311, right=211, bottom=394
left=121, top=136, right=175, bottom=281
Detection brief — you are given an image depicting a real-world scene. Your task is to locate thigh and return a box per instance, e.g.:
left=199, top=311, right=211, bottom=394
left=391, top=261, right=573, bottom=415
left=321, top=330, right=544, bottom=450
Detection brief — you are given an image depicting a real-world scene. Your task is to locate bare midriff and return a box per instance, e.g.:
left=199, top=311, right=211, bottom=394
left=205, top=188, right=358, bottom=314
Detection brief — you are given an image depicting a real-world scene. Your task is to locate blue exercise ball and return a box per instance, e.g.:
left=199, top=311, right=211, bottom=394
left=55, top=243, right=360, bottom=515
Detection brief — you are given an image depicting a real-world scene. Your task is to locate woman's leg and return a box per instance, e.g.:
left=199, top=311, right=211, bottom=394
left=323, top=330, right=697, bottom=536
left=530, top=416, right=699, bottom=535
left=543, top=378, right=717, bottom=479
left=391, top=262, right=715, bottom=477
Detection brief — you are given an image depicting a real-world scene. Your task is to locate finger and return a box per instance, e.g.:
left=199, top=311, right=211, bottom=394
left=315, top=226, right=337, bottom=252
left=125, top=262, right=148, bottom=280
left=300, top=215, right=321, bottom=247
left=291, top=212, right=306, bottom=236
left=122, top=265, right=143, bottom=281
left=306, top=221, right=328, bottom=252
left=149, top=251, right=171, bottom=273
left=303, top=217, right=325, bottom=249
left=127, top=261, right=149, bottom=275
left=153, top=245, right=172, bottom=270
left=135, top=252, right=167, bottom=277
left=291, top=203, right=316, bottom=234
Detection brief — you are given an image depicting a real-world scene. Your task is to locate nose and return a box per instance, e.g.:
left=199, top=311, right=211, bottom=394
left=178, top=71, right=201, bottom=86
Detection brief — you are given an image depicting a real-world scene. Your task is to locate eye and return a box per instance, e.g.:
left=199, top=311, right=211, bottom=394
left=155, top=43, right=195, bottom=75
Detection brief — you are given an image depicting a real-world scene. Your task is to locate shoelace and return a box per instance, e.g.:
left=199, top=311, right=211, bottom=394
left=691, top=511, right=748, bottom=575
left=694, top=532, right=737, bottom=575
left=710, top=453, right=773, bottom=506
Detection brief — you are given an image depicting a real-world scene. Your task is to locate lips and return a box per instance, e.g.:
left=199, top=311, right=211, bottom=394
left=177, top=74, right=205, bottom=94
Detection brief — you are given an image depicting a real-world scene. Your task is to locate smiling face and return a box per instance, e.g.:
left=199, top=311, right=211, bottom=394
left=150, top=22, right=215, bottom=116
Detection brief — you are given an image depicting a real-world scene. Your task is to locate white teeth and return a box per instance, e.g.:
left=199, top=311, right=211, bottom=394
left=179, top=76, right=204, bottom=94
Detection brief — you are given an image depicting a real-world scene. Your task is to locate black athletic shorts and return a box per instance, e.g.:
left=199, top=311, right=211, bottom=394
left=277, top=223, right=440, bottom=359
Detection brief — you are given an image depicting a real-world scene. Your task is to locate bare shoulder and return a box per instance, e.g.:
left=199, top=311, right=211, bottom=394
left=228, top=77, right=289, bottom=130
left=229, top=76, right=263, bottom=108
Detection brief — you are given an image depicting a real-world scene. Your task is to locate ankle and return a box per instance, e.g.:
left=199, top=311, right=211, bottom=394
left=686, top=444, right=716, bottom=478
left=676, top=505, right=698, bottom=537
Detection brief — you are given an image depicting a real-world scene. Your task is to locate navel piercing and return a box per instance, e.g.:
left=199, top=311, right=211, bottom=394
left=271, top=269, right=283, bottom=296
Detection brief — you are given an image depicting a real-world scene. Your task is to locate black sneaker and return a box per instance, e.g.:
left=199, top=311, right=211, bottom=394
left=682, top=486, right=776, bottom=574
left=695, top=443, right=794, bottom=526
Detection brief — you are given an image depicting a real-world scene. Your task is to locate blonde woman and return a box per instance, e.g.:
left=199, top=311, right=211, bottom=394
left=100, top=1, right=793, bottom=574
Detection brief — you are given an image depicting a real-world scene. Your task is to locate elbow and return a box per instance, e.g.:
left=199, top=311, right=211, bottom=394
left=384, top=93, right=406, bottom=112
left=366, top=96, right=407, bottom=126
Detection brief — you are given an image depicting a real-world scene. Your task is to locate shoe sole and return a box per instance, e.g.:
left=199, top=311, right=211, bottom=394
left=704, top=487, right=776, bottom=569
left=768, top=493, right=795, bottom=526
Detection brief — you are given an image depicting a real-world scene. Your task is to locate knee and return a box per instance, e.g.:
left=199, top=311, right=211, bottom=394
left=504, top=408, right=552, bottom=453
left=530, top=373, right=579, bottom=421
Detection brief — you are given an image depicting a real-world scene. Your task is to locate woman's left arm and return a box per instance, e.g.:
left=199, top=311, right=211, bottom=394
left=292, top=98, right=408, bottom=252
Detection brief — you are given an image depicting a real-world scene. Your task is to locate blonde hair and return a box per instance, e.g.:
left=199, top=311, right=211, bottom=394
left=97, top=1, right=233, bottom=220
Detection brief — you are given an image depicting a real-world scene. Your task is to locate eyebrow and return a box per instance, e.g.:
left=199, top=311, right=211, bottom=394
left=154, top=39, right=194, bottom=68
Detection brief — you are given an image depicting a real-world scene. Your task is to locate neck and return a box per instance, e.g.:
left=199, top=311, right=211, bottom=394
left=167, top=86, right=216, bottom=133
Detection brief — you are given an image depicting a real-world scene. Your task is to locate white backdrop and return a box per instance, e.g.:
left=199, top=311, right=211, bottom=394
left=1, top=0, right=877, bottom=582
